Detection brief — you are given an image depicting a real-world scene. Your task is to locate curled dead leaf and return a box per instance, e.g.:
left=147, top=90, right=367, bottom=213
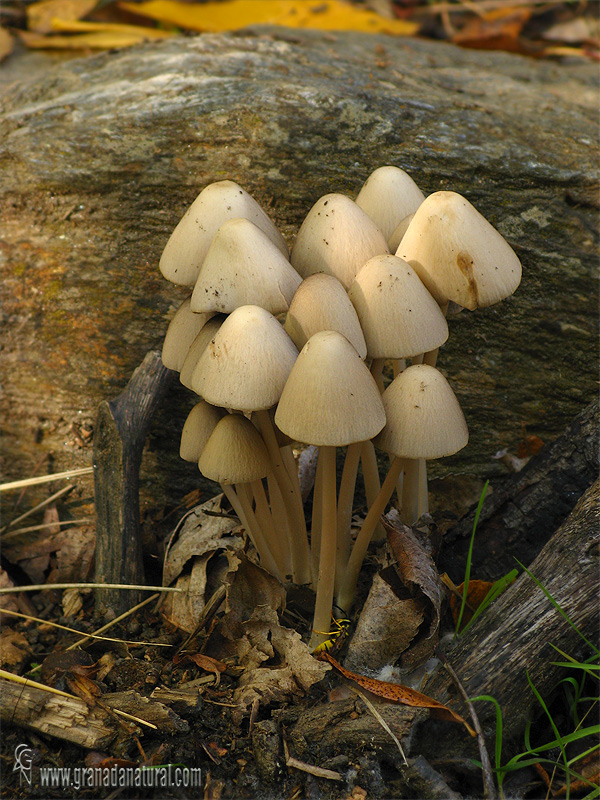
left=319, top=653, right=476, bottom=737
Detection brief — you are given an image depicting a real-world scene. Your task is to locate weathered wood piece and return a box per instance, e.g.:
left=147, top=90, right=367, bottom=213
left=94, top=350, right=174, bottom=616
left=1, top=30, right=597, bottom=512
left=103, top=690, right=189, bottom=733
left=439, top=397, right=599, bottom=580
left=417, top=478, right=599, bottom=754
left=287, top=480, right=599, bottom=772
left=0, top=678, right=119, bottom=752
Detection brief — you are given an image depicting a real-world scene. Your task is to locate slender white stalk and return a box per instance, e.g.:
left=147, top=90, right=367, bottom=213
left=336, top=456, right=403, bottom=613
left=360, top=439, right=386, bottom=540
left=222, top=484, right=282, bottom=582
left=370, top=358, right=386, bottom=393
left=334, top=441, right=363, bottom=594
left=401, top=458, right=420, bottom=525
left=309, top=446, right=338, bottom=651
left=255, top=410, right=312, bottom=586
left=392, top=359, right=406, bottom=378
left=251, top=478, right=290, bottom=581
left=266, top=472, right=294, bottom=580
left=310, top=450, right=323, bottom=587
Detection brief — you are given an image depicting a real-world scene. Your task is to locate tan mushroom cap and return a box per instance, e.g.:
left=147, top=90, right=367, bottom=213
left=179, top=401, right=226, bottom=462
left=193, top=305, right=298, bottom=412
left=355, top=166, right=425, bottom=243
left=283, top=273, right=367, bottom=358
left=375, top=364, right=468, bottom=459
left=190, top=218, right=301, bottom=315
left=397, top=191, right=522, bottom=310
left=162, top=297, right=215, bottom=372
left=388, top=213, right=415, bottom=253
left=198, top=413, right=271, bottom=485
left=274, top=330, right=386, bottom=447
left=348, top=254, right=449, bottom=359
left=159, top=180, right=288, bottom=287
left=180, top=316, right=225, bottom=391
left=290, top=193, right=389, bottom=289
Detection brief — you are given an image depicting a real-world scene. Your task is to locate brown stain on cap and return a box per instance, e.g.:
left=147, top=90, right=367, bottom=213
left=456, top=251, right=479, bottom=306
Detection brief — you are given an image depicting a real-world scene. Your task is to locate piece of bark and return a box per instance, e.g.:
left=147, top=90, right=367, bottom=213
left=1, top=31, right=597, bottom=514
left=439, top=397, right=599, bottom=580
left=94, top=350, right=174, bottom=616
left=415, top=478, right=599, bottom=755
left=103, top=690, right=189, bottom=733
left=288, top=480, right=599, bottom=769
left=0, top=677, right=121, bottom=753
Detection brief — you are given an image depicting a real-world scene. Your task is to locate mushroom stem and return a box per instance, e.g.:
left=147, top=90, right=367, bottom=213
left=222, top=484, right=282, bottom=582
left=310, top=452, right=323, bottom=586
left=309, top=446, right=338, bottom=651
left=335, top=441, right=363, bottom=595
left=336, top=456, right=403, bottom=613
left=251, top=478, right=290, bottom=581
left=400, top=458, right=420, bottom=524
left=255, top=409, right=312, bottom=586
left=392, top=359, right=406, bottom=378
left=360, top=440, right=387, bottom=540
left=266, top=472, right=294, bottom=581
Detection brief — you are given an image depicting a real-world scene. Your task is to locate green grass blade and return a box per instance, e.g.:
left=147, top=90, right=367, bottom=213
left=454, top=480, right=489, bottom=640
left=526, top=671, right=570, bottom=796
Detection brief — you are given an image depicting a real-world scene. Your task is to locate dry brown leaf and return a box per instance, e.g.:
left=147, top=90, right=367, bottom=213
left=452, top=6, right=533, bottom=53
left=344, top=573, right=424, bottom=673
left=173, top=652, right=227, bottom=681
left=449, top=579, right=495, bottom=630
left=319, top=652, right=476, bottom=737
left=0, top=629, right=32, bottom=671
left=383, top=509, right=443, bottom=666
left=233, top=606, right=329, bottom=712
left=0, top=569, right=19, bottom=618
left=27, top=0, right=97, bottom=33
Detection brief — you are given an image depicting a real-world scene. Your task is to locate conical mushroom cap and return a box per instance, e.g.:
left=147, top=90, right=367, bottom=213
left=355, top=166, right=425, bottom=243
left=180, top=316, right=225, bottom=390
left=375, top=364, right=468, bottom=459
left=190, top=218, right=301, bottom=315
left=388, top=213, right=415, bottom=253
left=284, top=273, right=367, bottom=358
left=348, top=255, right=448, bottom=359
left=199, top=413, right=271, bottom=484
left=397, top=191, right=522, bottom=310
left=180, top=401, right=226, bottom=462
left=159, top=180, right=288, bottom=286
left=290, top=193, right=389, bottom=289
left=275, top=330, right=385, bottom=447
left=162, top=297, right=215, bottom=372
left=193, top=305, right=298, bottom=412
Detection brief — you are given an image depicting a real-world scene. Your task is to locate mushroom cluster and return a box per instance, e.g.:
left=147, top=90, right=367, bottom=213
left=158, top=169, right=521, bottom=649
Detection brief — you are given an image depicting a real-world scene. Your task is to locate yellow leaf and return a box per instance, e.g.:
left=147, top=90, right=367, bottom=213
left=27, top=0, right=97, bottom=34
left=49, top=18, right=173, bottom=38
left=18, top=27, right=171, bottom=49
left=0, top=26, right=14, bottom=61
left=118, top=0, right=419, bottom=36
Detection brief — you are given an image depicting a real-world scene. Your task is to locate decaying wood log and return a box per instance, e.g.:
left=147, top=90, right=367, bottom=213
left=439, top=397, right=599, bottom=581
left=0, top=677, right=120, bottom=753
left=94, top=351, right=174, bottom=616
left=286, top=479, right=599, bottom=779
left=103, top=690, right=189, bottom=733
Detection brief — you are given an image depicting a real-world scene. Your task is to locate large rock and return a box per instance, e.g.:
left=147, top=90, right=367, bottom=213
left=1, top=29, right=597, bottom=509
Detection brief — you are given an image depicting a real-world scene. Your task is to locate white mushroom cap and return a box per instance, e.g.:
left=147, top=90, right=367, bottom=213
left=283, top=273, right=367, bottom=358
left=198, top=413, right=271, bottom=484
left=179, top=400, right=226, bottom=462
left=193, top=305, right=298, bottom=412
left=375, top=364, right=468, bottom=459
left=355, top=166, right=425, bottom=243
left=274, top=330, right=386, bottom=447
left=397, top=191, right=522, bottom=310
left=190, top=218, right=301, bottom=315
left=159, top=180, right=288, bottom=286
left=388, top=213, right=415, bottom=253
left=161, top=297, right=215, bottom=372
left=290, top=193, right=389, bottom=289
left=180, top=316, right=225, bottom=391
left=347, top=254, right=449, bottom=359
